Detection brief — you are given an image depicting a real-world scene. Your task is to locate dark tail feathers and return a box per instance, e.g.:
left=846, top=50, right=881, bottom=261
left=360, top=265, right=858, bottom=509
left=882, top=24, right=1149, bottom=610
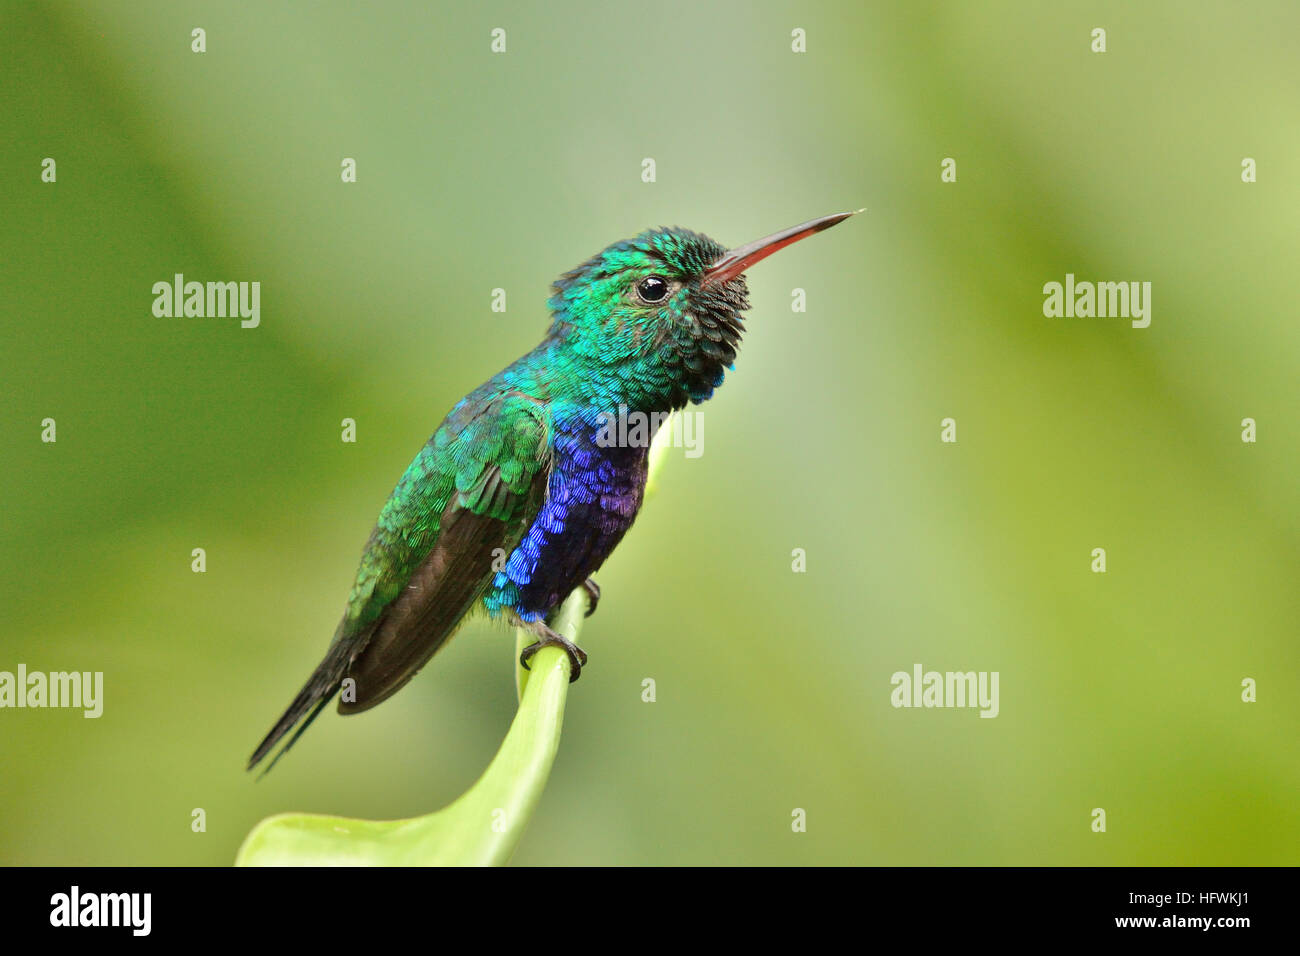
left=247, top=633, right=357, bottom=776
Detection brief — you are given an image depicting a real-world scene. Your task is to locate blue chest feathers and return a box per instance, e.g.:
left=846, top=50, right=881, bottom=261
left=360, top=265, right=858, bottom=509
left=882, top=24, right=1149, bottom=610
left=486, top=409, right=651, bottom=620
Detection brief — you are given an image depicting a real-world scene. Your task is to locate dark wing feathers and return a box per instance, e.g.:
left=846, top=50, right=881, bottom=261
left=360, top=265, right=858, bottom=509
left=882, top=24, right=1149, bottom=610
left=338, top=490, right=530, bottom=713
left=247, top=393, right=549, bottom=773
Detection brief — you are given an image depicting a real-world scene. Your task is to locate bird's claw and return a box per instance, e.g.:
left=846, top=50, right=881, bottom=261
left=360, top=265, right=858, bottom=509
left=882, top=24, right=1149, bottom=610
left=582, top=578, right=601, bottom=617
left=520, top=632, right=588, bottom=682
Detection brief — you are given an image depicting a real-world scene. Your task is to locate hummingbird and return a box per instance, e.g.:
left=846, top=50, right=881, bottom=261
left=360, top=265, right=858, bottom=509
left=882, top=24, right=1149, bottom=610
left=248, top=210, right=859, bottom=773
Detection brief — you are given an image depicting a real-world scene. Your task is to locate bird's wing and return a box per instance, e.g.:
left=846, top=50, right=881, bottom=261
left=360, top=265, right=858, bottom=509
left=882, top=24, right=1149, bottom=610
left=247, top=390, right=551, bottom=772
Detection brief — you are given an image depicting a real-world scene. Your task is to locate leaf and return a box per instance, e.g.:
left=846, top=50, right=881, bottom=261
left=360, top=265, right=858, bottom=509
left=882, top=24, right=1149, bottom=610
left=235, top=588, right=589, bottom=866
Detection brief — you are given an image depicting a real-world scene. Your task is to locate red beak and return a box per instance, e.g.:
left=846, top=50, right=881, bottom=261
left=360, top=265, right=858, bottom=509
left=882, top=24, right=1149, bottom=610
left=700, top=209, right=863, bottom=287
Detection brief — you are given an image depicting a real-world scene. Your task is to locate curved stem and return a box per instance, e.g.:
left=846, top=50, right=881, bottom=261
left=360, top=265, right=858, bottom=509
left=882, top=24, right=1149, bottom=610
left=236, top=587, right=590, bottom=867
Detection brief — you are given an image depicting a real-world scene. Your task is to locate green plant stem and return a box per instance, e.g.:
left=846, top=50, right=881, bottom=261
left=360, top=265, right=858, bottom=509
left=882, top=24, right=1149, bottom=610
left=235, top=587, right=589, bottom=866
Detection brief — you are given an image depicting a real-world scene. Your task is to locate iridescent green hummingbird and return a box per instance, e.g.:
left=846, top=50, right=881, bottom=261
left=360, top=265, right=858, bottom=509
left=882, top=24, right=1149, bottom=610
left=249, top=210, right=860, bottom=772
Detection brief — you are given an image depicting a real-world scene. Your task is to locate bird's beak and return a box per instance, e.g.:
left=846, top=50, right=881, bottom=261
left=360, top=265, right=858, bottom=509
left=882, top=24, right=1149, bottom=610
left=700, top=209, right=863, bottom=287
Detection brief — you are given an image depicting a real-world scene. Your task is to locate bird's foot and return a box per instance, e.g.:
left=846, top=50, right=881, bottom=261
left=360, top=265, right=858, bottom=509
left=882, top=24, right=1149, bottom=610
left=520, top=624, right=588, bottom=682
left=582, top=577, right=600, bottom=617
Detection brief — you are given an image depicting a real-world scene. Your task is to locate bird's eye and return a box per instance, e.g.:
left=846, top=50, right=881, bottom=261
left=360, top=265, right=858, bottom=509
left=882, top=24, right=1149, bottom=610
left=635, top=275, right=670, bottom=304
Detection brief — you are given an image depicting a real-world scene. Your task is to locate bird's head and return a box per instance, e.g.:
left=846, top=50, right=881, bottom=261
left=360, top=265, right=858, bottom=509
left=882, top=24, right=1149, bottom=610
left=547, top=211, right=859, bottom=408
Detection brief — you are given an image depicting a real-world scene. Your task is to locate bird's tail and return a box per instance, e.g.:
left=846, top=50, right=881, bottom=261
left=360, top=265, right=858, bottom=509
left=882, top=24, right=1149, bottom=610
left=246, top=629, right=359, bottom=776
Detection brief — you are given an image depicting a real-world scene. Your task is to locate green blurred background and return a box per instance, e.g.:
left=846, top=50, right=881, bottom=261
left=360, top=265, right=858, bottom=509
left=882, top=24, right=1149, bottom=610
left=2, top=0, right=1297, bottom=865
